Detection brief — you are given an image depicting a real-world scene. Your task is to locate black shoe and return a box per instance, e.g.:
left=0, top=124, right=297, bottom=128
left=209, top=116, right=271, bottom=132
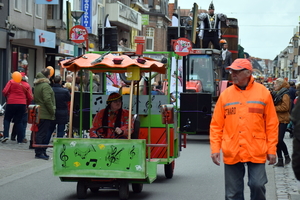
left=285, top=155, right=291, bottom=165
left=44, top=153, right=49, bottom=158
left=35, top=154, right=49, bottom=160
left=1, top=137, right=9, bottom=143
left=11, top=138, right=16, bottom=141
left=274, top=158, right=284, bottom=167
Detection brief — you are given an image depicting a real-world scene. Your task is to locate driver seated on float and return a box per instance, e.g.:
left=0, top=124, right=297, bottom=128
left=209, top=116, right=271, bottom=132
left=89, top=92, right=132, bottom=139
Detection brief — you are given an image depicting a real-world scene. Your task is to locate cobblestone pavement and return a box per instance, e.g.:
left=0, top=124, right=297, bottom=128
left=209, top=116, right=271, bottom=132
left=274, top=134, right=300, bottom=200
left=0, top=115, right=300, bottom=199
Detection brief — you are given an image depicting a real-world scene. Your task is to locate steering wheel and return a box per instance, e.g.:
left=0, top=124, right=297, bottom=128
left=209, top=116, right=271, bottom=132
left=95, top=126, right=115, bottom=138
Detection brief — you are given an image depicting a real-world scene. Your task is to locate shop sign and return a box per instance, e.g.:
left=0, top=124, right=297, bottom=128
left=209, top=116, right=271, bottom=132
left=35, top=0, right=59, bottom=4
left=142, top=15, right=149, bottom=25
left=173, top=38, right=192, bottom=56
left=59, top=42, right=74, bottom=56
left=70, top=25, right=88, bottom=44
left=34, top=29, right=56, bottom=48
left=81, top=0, right=92, bottom=33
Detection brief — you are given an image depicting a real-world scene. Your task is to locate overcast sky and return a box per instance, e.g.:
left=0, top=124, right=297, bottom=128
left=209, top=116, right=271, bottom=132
left=171, top=0, right=300, bottom=60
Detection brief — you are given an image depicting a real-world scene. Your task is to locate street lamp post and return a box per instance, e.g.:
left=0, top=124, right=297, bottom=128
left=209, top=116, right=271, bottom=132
left=288, top=64, right=293, bottom=80
left=71, top=10, right=85, bottom=57
left=69, top=10, right=84, bottom=138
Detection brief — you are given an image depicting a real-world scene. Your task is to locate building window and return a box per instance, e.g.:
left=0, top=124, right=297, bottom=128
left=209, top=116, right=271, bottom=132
left=35, top=4, right=42, bottom=18
left=14, top=0, right=21, bottom=11
left=146, top=27, right=155, bottom=51
left=26, top=0, right=32, bottom=14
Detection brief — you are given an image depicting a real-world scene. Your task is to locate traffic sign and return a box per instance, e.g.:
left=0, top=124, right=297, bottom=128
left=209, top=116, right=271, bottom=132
left=173, top=38, right=192, bottom=56
left=70, top=25, right=88, bottom=44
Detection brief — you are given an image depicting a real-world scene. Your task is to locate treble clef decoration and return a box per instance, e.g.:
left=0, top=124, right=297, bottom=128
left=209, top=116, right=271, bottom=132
left=158, top=101, right=162, bottom=113
left=60, top=144, right=69, bottom=167
left=129, top=145, right=136, bottom=159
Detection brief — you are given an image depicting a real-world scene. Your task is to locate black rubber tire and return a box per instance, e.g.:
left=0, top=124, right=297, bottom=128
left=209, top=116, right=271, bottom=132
left=119, top=180, right=129, bottom=200
left=132, top=183, right=143, bottom=193
left=77, top=180, right=87, bottom=199
left=164, top=161, right=175, bottom=179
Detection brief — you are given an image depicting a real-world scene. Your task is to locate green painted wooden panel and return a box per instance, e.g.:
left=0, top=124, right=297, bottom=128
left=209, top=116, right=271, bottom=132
left=53, top=138, right=146, bottom=179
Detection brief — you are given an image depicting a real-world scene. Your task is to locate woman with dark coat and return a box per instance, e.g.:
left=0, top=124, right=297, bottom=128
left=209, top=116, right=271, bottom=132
left=272, top=78, right=291, bottom=167
left=45, top=75, right=71, bottom=143
left=291, top=90, right=300, bottom=184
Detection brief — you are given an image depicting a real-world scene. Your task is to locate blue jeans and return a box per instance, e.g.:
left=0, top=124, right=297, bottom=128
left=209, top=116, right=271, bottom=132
left=3, top=104, right=26, bottom=143
left=225, top=162, right=267, bottom=200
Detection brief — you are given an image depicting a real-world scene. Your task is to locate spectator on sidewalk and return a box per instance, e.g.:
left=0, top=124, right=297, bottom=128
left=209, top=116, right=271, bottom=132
left=32, top=68, right=56, bottom=160
left=289, top=81, right=297, bottom=111
left=2, top=72, right=33, bottom=144
left=210, top=59, right=278, bottom=199
left=272, top=78, right=291, bottom=167
left=86, top=74, right=100, bottom=92
left=10, top=73, right=32, bottom=143
left=45, top=75, right=70, bottom=143
left=290, top=92, right=300, bottom=193
left=151, top=82, right=164, bottom=95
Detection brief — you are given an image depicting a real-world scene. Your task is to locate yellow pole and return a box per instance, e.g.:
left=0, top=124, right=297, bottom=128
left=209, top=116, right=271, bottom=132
left=127, top=80, right=134, bottom=139
left=68, top=71, right=77, bottom=138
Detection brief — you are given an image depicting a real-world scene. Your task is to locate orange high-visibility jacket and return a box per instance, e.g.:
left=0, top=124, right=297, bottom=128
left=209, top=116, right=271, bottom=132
left=210, top=77, right=279, bottom=164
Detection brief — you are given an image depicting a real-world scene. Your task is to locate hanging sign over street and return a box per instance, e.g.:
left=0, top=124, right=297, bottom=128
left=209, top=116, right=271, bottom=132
left=70, top=25, right=88, bottom=44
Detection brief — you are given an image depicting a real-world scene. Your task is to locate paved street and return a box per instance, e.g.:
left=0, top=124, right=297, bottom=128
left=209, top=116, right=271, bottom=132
left=0, top=115, right=299, bottom=199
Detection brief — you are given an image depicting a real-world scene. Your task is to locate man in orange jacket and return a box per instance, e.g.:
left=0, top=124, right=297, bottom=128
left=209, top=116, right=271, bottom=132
left=210, top=59, right=278, bottom=200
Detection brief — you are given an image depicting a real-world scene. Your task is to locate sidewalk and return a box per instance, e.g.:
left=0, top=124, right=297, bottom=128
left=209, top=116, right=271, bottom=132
left=274, top=134, right=300, bottom=200
left=0, top=116, right=53, bottom=180
left=0, top=115, right=300, bottom=199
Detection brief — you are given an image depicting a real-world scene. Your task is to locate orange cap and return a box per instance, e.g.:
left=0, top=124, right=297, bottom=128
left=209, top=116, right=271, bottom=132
left=226, top=59, right=253, bottom=71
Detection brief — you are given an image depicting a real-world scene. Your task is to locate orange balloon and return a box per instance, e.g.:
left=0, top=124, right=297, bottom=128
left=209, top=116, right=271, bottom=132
left=12, top=71, right=22, bottom=83
left=47, top=66, right=54, bottom=77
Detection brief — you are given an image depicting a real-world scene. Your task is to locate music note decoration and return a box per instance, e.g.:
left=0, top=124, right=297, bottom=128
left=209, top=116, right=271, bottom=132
left=126, top=163, right=131, bottom=170
left=106, top=145, right=124, bottom=167
left=60, top=144, right=69, bottom=168
left=143, top=100, right=152, bottom=113
left=129, top=145, right=136, bottom=159
left=74, top=144, right=96, bottom=159
left=86, top=159, right=98, bottom=167
left=94, top=96, right=103, bottom=105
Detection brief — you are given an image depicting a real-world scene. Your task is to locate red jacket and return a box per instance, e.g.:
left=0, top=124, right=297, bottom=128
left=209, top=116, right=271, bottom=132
left=210, top=76, right=278, bottom=164
left=89, top=108, right=132, bottom=138
left=2, top=80, right=33, bottom=105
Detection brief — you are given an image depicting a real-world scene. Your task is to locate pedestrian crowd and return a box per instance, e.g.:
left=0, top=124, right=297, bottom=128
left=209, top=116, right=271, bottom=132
left=1, top=68, right=76, bottom=160
left=1, top=57, right=300, bottom=198
left=0, top=64, right=152, bottom=162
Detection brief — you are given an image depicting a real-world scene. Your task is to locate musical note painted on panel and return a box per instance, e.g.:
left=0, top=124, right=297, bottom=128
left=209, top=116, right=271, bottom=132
left=106, top=145, right=124, bottom=167
left=86, top=159, right=98, bottom=167
left=129, top=145, right=136, bottom=159
left=74, top=144, right=96, bottom=159
left=60, top=144, right=69, bottom=167
left=94, top=96, right=103, bottom=105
